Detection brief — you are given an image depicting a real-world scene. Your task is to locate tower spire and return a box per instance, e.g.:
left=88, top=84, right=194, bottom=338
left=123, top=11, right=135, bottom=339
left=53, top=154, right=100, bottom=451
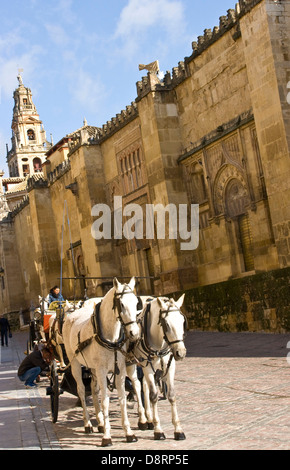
left=6, top=76, right=51, bottom=178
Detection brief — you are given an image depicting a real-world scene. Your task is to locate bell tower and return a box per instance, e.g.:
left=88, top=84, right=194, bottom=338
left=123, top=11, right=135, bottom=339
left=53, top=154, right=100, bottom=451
left=6, top=72, right=51, bottom=178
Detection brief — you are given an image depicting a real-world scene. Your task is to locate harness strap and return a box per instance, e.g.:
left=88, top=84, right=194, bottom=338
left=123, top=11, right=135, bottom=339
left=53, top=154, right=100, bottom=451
left=76, top=331, right=94, bottom=355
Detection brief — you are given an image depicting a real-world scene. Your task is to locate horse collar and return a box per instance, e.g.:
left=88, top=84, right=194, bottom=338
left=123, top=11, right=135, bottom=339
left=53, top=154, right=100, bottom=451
left=140, top=303, right=170, bottom=358
left=92, top=301, right=126, bottom=351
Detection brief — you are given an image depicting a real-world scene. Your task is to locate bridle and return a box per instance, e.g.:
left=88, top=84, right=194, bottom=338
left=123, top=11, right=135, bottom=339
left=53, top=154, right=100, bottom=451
left=138, top=300, right=187, bottom=360
left=113, top=284, right=140, bottom=329
left=158, top=303, right=188, bottom=347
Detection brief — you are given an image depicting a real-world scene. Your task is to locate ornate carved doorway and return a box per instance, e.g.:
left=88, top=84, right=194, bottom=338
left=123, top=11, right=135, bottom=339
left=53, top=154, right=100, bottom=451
left=225, top=178, right=254, bottom=272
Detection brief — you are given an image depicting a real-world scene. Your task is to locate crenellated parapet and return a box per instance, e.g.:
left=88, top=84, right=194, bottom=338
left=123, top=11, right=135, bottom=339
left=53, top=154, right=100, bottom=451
left=8, top=195, right=30, bottom=219
left=68, top=125, right=102, bottom=153
left=47, top=159, right=71, bottom=185
left=26, top=173, right=48, bottom=192
left=160, top=61, right=188, bottom=89
left=188, top=0, right=263, bottom=60
left=100, top=102, right=138, bottom=139
left=135, top=0, right=263, bottom=96
left=67, top=102, right=139, bottom=152
left=189, top=6, right=240, bottom=59
left=136, top=72, right=162, bottom=101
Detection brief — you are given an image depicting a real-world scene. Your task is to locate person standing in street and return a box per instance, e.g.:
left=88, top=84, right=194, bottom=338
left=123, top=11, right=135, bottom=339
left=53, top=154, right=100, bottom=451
left=0, top=314, right=11, bottom=347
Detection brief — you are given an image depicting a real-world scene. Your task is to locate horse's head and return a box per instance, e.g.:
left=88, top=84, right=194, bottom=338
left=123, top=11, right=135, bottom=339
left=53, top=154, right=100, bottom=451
left=113, top=277, right=140, bottom=342
left=33, top=307, right=42, bottom=321
left=157, top=294, right=187, bottom=361
left=39, top=295, right=49, bottom=312
left=64, top=300, right=75, bottom=312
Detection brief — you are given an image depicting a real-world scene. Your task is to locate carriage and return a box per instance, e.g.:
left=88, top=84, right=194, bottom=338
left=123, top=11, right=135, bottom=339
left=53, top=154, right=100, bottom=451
left=28, top=276, right=185, bottom=443
left=29, top=277, right=145, bottom=424
left=33, top=297, right=93, bottom=424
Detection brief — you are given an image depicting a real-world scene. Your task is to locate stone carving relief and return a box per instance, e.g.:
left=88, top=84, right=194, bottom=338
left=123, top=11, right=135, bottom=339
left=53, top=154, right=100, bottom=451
left=205, top=143, right=224, bottom=182
left=225, top=178, right=250, bottom=217
left=205, top=133, right=243, bottom=184
left=213, top=164, right=249, bottom=216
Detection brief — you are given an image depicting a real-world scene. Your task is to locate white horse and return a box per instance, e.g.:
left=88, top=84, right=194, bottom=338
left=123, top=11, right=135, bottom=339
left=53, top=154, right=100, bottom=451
left=62, top=277, right=141, bottom=446
left=48, top=300, right=78, bottom=368
left=127, top=294, right=187, bottom=441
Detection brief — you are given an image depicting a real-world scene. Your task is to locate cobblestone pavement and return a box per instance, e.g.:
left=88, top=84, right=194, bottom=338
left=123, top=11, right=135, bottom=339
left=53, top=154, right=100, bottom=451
left=1, top=329, right=290, bottom=451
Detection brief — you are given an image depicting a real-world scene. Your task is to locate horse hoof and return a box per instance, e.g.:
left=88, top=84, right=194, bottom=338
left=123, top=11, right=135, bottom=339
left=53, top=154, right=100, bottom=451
left=102, top=438, right=112, bottom=447
left=98, top=425, right=104, bottom=434
left=174, top=432, right=186, bottom=441
left=85, top=426, right=94, bottom=434
left=126, top=434, right=138, bottom=443
left=147, top=422, right=154, bottom=430
left=154, top=432, right=166, bottom=440
left=138, top=421, right=148, bottom=431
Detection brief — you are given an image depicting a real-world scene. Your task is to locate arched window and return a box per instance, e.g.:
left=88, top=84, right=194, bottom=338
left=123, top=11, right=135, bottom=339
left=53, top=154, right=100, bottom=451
left=33, top=157, right=42, bottom=173
left=118, top=145, right=146, bottom=195
left=22, top=164, right=30, bottom=177
left=27, top=129, right=35, bottom=141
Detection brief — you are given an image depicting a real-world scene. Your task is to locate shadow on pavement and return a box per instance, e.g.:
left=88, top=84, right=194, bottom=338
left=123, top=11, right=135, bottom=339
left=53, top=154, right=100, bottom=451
left=185, top=331, right=290, bottom=358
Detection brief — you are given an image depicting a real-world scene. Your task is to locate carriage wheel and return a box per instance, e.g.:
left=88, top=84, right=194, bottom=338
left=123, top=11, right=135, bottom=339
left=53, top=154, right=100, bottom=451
left=49, top=360, right=59, bottom=423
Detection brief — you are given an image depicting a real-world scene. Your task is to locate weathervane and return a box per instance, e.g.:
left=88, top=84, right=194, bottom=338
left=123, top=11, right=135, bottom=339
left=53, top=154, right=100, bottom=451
left=138, top=60, right=160, bottom=74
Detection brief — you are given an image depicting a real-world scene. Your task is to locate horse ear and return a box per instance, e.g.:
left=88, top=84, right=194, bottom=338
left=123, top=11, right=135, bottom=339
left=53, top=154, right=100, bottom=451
left=175, top=293, right=185, bottom=309
left=128, top=277, right=135, bottom=290
left=113, top=277, right=121, bottom=290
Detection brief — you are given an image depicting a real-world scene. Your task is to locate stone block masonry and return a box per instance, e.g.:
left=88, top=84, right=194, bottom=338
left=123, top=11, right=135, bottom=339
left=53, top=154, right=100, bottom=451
left=181, top=266, right=290, bottom=333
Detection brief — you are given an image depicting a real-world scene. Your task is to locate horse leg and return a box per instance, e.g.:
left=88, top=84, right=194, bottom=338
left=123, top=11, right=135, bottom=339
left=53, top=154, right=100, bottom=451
left=90, top=369, right=104, bottom=434
left=115, top=364, right=137, bottom=443
left=144, top=368, right=165, bottom=440
left=71, top=360, right=94, bottom=434
left=96, top=371, right=112, bottom=447
left=142, top=375, right=154, bottom=430
left=56, top=335, right=66, bottom=368
left=166, top=364, right=186, bottom=440
left=126, top=364, right=147, bottom=430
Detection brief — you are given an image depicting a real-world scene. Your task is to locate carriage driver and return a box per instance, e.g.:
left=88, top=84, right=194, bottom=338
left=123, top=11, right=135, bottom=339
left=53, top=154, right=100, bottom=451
left=48, top=285, right=64, bottom=306
left=18, top=346, right=53, bottom=388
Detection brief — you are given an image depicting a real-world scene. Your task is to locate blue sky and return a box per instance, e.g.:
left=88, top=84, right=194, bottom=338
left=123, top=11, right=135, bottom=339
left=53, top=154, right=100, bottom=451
left=0, top=0, right=236, bottom=174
